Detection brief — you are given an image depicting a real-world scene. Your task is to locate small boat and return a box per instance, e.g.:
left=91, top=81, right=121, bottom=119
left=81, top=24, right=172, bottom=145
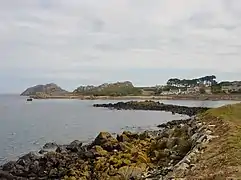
left=27, top=98, right=33, bottom=101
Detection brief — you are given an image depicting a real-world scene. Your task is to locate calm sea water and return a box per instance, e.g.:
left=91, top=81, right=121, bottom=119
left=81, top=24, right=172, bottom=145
left=0, top=95, right=239, bottom=164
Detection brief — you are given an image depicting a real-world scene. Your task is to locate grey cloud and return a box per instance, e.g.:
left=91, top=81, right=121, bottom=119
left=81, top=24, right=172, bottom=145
left=0, top=0, right=241, bottom=91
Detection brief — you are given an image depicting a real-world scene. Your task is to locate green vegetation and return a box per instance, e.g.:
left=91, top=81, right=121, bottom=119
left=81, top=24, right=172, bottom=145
left=189, top=103, right=241, bottom=178
left=166, top=75, right=217, bottom=87
left=74, top=81, right=142, bottom=96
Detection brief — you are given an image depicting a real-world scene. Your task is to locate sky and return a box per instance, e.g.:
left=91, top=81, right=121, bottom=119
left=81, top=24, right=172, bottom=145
left=0, top=0, right=241, bottom=93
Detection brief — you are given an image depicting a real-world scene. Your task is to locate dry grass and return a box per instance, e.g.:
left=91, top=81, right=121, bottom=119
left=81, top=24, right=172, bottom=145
left=185, top=103, right=241, bottom=179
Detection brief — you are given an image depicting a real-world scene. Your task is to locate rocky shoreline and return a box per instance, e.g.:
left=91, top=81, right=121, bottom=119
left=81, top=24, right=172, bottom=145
left=0, top=108, right=214, bottom=180
left=93, top=100, right=210, bottom=117
left=28, top=94, right=241, bottom=101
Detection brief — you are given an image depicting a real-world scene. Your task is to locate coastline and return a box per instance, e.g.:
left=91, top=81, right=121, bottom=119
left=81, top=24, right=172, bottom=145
left=1, top=102, right=241, bottom=179
left=29, top=94, right=241, bottom=101
left=0, top=104, right=208, bottom=179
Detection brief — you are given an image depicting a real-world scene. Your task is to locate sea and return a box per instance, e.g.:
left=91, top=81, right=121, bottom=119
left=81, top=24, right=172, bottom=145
left=0, top=94, right=239, bottom=165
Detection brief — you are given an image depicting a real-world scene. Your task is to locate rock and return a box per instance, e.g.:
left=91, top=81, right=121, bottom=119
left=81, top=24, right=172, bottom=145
left=29, top=161, right=40, bottom=174
left=177, top=162, right=190, bottom=170
left=170, top=154, right=183, bottom=161
left=168, top=127, right=188, bottom=138
left=118, top=164, right=147, bottom=179
left=56, top=145, right=67, bottom=153
left=139, top=131, right=151, bottom=140
left=17, top=152, right=39, bottom=167
left=175, top=138, right=192, bottom=156
left=66, top=140, right=83, bottom=152
left=166, top=137, right=178, bottom=149
left=49, top=168, right=58, bottom=177
left=156, top=138, right=168, bottom=150
left=2, top=161, right=16, bottom=171
left=196, top=135, right=207, bottom=144
left=92, top=132, right=119, bottom=151
left=0, top=170, right=16, bottom=180
left=191, top=133, right=200, bottom=142
left=43, top=142, right=58, bottom=150
left=90, top=146, right=108, bottom=157
left=123, top=131, right=139, bottom=139
left=117, top=131, right=139, bottom=142
left=117, top=134, right=130, bottom=142
left=83, top=151, right=95, bottom=159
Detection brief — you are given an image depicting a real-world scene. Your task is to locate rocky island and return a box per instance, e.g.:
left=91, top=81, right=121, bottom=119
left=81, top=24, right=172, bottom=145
left=1, top=102, right=241, bottom=179
left=21, top=83, right=69, bottom=98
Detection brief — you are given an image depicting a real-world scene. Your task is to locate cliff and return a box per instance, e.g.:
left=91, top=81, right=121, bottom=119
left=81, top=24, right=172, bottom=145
left=20, top=83, right=69, bottom=96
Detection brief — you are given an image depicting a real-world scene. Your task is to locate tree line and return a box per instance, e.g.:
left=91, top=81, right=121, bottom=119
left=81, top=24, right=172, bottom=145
left=166, top=75, right=217, bottom=87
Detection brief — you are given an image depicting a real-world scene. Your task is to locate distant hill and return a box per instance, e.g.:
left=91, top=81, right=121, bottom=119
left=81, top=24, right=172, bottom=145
left=21, top=83, right=69, bottom=96
left=73, top=81, right=142, bottom=96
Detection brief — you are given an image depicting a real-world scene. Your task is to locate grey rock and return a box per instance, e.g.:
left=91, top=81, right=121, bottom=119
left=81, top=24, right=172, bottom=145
left=43, top=142, right=58, bottom=150
left=2, top=161, right=16, bottom=171
left=66, top=140, right=83, bottom=152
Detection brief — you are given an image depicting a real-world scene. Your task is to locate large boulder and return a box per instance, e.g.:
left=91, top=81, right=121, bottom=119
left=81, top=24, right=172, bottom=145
left=117, top=131, right=139, bottom=142
left=92, top=132, right=119, bottom=151
left=66, top=140, right=83, bottom=153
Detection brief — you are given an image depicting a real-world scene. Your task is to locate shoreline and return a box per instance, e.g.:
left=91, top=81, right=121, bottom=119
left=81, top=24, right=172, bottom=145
left=0, top=115, right=204, bottom=179
left=28, top=94, right=241, bottom=101
left=1, top=103, right=241, bottom=179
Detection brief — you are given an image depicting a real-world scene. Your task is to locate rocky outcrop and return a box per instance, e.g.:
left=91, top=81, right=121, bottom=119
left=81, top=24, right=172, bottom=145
left=93, top=100, right=210, bottom=116
left=0, top=116, right=213, bottom=180
left=20, top=83, right=69, bottom=96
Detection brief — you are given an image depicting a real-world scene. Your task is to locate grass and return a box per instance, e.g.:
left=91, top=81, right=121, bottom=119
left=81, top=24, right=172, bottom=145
left=185, top=103, right=241, bottom=179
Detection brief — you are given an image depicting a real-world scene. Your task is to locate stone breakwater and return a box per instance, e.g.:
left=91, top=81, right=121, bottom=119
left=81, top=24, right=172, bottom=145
left=93, top=100, right=210, bottom=116
left=0, top=115, right=214, bottom=180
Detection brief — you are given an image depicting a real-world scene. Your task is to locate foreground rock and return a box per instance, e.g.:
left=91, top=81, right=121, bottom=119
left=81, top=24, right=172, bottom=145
left=93, top=100, right=210, bottom=116
left=20, top=83, right=69, bottom=96
left=0, top=116, right=213, bottom=180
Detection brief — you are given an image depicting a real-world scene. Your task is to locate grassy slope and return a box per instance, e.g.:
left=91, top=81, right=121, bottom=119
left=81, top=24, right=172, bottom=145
left=186, top=103, right=241, bottom=179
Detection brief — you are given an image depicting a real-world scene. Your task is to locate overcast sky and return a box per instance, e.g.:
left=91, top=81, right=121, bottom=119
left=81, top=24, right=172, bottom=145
left=0, top=0, right=241, bottom=93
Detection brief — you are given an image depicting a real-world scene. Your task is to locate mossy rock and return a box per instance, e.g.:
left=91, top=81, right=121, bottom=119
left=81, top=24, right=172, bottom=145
left=168, top=127, right=189, bottom=138
left=133, top=152, right=150, bottom=164
left=149, top=138, right=167, bottom=152
left=118, top=142, right=132, bottom=151
left=139, top=131, right=151, bottom=140
left=175, top=138, right=192, bottom=156
left=117, top=134, right=130, bottom=142
left=118, top=164, right=147, bottom=179
left=166, top=137, right=178, bottom=149
left=122, top=131, right=139, bottom=139
left=90, top=145, right=108, bottom=157
left=93, top=132, right=118, bottom=148
left=150, top=149, right=170, bottom=163
left=63, top=176, right=77, bottom=180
